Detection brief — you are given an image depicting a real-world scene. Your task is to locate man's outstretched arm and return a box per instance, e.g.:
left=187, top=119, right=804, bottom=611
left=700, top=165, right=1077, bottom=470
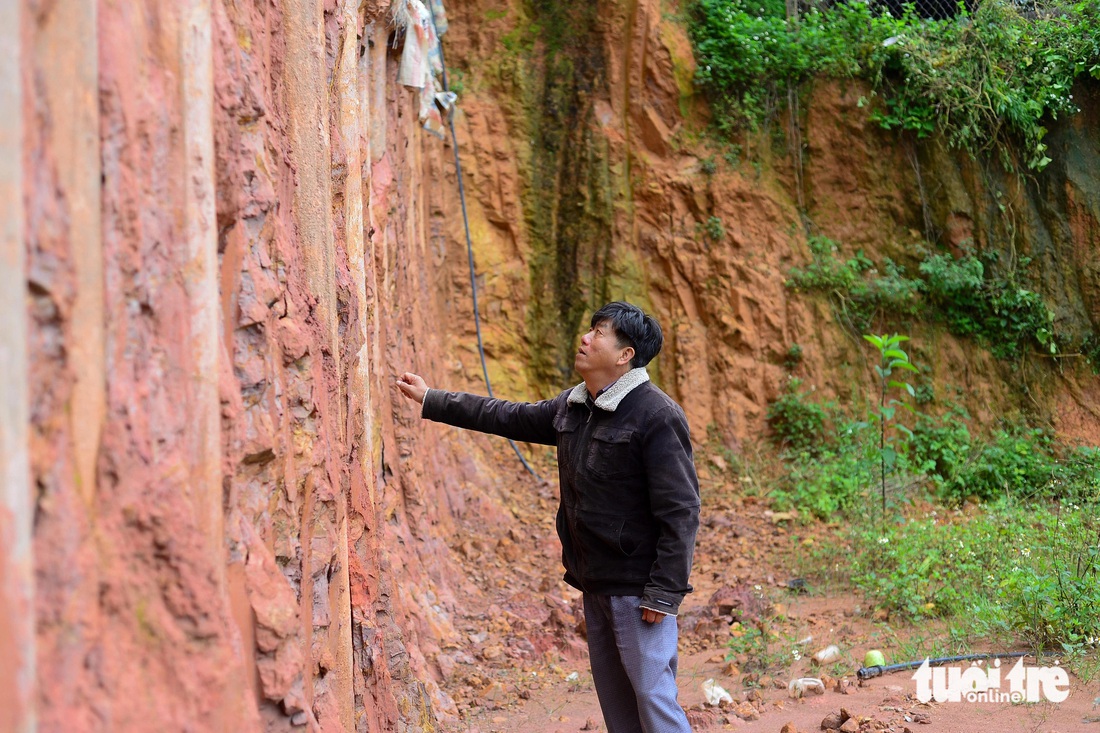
left=396, top=372, right=559, bottom=446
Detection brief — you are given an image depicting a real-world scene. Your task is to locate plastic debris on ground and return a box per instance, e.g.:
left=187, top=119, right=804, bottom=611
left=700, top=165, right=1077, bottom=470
left=787, top=677, right=826, bottom=698
left=703, top=678, right=733, bottom=706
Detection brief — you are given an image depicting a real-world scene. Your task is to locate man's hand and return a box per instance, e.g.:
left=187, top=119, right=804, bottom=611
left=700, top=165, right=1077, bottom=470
left=641, top=607, right=667, bottom=624
left=396, top=372, right=429, bottom=404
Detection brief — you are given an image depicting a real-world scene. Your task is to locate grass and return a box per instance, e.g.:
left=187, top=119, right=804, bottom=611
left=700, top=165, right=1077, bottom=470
left=713, top=362, right=1100, bottom=680
left=804, top=498, right=1100, bottom=677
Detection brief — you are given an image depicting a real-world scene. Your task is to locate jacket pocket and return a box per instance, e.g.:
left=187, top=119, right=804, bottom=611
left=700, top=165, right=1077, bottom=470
left=617, top=518, right=658, bottom=557
left=586, top=425, right=636, bottom=478
left=554, top=411, right=581, bottom=468
left=575, top=509, right=627, bottom=562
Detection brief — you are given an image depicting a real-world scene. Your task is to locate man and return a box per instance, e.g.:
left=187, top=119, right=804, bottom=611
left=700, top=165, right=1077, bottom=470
left=396, top=301, right=700, bottom=733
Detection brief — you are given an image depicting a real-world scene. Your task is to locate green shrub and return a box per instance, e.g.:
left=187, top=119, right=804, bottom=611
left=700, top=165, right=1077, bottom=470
left=855, top=260, right=923, bottom=315
left=913, top=420, right=1096, bottom=504
left=783, top=343, right=804, bottom=370
left=788, top=244, right=923, bottom=333
left=947, top=428, right=1055, bottom=502
left=918, top=253, right=984, bottom=311
left=788, top=243, right=1063, bottom=360
left=786, top=236, right=872, bottom=292
left=910, top=411, right=973, bottom=484
left=690, top=0, right=899, bottom=131
left=919, top=252, right=1056, bottom=359
left=1052, top=447, right=1100, bottom=501
left=768, top=415, right=927, bottom=520
left=847, top=514, right=1001, bottom=618
left=766, top=378, right=828, bottom=454
left=703, top=215, right=726, bottom=241
left=690, top=0, right=1100, bottom=170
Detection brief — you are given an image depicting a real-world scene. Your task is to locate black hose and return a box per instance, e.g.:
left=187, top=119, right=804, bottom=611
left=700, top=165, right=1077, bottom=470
left=857, top=651, right=1030, bottom=680
left=424, top=4, right=539, bottom=479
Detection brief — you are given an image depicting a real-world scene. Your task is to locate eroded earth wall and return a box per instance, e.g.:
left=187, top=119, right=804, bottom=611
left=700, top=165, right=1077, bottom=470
left=15, top=0, right=530, bottom=731
left=444, top=0, right=1100, bottom=445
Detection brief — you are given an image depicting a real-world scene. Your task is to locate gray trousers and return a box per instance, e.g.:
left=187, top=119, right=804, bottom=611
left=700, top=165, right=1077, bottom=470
left=583, top=594, right=692, bottom=733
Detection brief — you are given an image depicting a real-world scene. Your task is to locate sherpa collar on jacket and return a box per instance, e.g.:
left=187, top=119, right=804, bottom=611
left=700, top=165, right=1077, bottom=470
left=566, top=367, right=650, bottom=412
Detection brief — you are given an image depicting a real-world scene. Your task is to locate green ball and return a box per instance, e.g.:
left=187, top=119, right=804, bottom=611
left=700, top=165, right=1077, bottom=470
left=864, top=649, right=886, bottom=667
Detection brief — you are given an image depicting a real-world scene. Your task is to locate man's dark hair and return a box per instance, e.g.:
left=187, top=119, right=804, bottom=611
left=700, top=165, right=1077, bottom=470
left=590, top=301, right=663, bottom=368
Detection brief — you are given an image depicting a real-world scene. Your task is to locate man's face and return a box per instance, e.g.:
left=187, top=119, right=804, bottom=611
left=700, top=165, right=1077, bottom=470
left=575, top=320, right=632, bottom=376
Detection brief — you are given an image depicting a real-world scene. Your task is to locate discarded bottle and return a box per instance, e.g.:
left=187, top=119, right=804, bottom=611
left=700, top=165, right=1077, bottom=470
left=813, top=644, right=841, bottom=665
left=787, top=677, right=826, bottom=698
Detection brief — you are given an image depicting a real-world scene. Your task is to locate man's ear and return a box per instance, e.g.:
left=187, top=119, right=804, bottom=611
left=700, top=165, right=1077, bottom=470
left=617, top=346, right=635, bottom=366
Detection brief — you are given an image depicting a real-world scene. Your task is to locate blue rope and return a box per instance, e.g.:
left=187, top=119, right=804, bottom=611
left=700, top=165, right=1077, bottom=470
left=423, top=6, right=539, bottom=479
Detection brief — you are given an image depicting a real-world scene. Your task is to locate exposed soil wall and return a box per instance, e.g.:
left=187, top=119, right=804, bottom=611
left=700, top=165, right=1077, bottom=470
left=15, top=1, right=527, bottom=731
left=446, top=0, right=1100, bottom=446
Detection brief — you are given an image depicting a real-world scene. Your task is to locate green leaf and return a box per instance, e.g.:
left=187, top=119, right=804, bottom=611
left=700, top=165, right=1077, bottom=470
left=864, top=334, right=885, bottom=349
left=884, top=349, right=909, bottom=361
left=894, top=362, right=919, bottom=373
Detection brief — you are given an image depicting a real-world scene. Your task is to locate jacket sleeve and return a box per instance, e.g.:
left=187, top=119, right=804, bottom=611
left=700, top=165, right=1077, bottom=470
left=420, top=389, right=560, bottom=446
left=638, top=404, right=701, bottom=617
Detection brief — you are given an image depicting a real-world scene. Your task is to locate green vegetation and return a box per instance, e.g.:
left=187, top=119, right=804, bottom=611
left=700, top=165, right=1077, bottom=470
left=689, top=0, right=1100, bottom=169
left=785, top=236, right=873, bottom=292
left=702, top=215, right=727, bottom=242
left=919, top=252, right=1057, bottom=358
left=786, top=237, right=922, bottom=334
left=687, top=0, right=1100, bottom=668
left=762, top=333, right=1100, bottom=657
left=783, top=342, right=803, bottom=370
left=767, top=378, right=828, bottom=454
left=727, top=618, right=794, bottom=672
left=769, top=382, right=1099, bottom=516
left=786, top=236, right=1061, bottom=360
left=775, top=418, right=882, bottom=517
left=864, top=334, right=919, bottom=519
left=833, top=500, right=1100, bottom=655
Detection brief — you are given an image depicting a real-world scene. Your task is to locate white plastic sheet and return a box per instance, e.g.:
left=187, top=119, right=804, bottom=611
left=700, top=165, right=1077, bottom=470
left=702, top=678, right=733, bottom=706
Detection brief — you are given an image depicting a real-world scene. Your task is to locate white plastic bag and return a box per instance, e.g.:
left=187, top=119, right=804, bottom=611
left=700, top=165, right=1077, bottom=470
left=702, top=678, right=733, bottom=706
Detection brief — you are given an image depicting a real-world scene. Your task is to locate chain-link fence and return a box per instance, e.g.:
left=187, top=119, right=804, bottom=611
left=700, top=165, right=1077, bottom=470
left=796, top=0, right=1077, bottom=21
left=795, top=0, right=975, bottom=20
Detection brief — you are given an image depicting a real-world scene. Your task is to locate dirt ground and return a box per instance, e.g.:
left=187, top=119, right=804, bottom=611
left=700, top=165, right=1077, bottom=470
left=437, top=467, right=1100, bottom=733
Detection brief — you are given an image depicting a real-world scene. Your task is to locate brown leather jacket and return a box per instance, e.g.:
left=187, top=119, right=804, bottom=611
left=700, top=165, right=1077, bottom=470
left=421, top=369, right=700, bottom=615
